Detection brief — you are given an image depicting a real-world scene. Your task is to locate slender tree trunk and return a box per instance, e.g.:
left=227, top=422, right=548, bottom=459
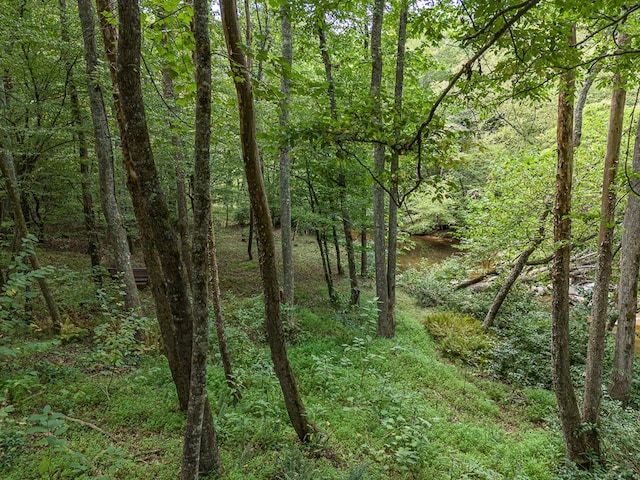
left=386, top=3, right=408, bottom=338
left=361, top=228, right=368, bottom=277
left=60, top=0, right=101, bottom=282
left=279, top=4, right=294, bottom=325
left=180, top=0, right=217, bottom=474
left=573, top=76, right=595, bottom=148
left=317, top=21, right=359, bottom=305
left=483, top=208, right=549, bottom=329
left=209, top=214, right=241, bottom=403
left=79, top=0, right=140, bottom=310
left=610, top=117, right=640, bottom=404
left=114, top=0, right=220, bottom=472
left=220, top=0, right=314, bottom=443
left=370, top=0, right=388, bottom=336
left=583, top=57, right=627, bottom=458
left=332, top=224, right=343, bottom=275
left=551, top=24, right=589, bottom=469
left=162, top=64, right=193, bottom=289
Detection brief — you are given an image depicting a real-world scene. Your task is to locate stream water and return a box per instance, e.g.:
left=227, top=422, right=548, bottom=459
left=398, top=235, right=640, bottom=354
left=397, top=235, right=460, bottom=271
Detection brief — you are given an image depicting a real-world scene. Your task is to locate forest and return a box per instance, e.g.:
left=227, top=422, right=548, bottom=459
left=1, top=0, right=640, bottom=478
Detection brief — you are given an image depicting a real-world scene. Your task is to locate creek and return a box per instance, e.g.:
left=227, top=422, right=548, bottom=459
left=397, top=234, right=460, bottom=271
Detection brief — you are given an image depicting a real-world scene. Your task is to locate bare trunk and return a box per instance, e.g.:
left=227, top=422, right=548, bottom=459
left=583, top=59, right=627, bottom=458
left=79, top=0, right=140, bottom=310
left=610, top=115, right=640, bottom=404
left=318, top=21, right=359, bottom=305
left=551, top=25, right=589, bottom=469
left=370, top=0, right=388, bottom=336
left=360, top=228, right=368, bottom=277
left=332, top=225, right=343, bottom=275
left=279, top=5, right=294, bottom=324
left=573, top=76, right=595, bottom=148
left=113, top=0, right=219, bottom=472
left=386, top=3, right=408, bottom=338
left=162, top=65, right=193, bottom=289
left=483, top=208, right=549, bottom=329
left=209, top=215, right=241, bottom=402
left=220, top=0, right=313, bottom=442
left=180, top=0, right=217, bottom=474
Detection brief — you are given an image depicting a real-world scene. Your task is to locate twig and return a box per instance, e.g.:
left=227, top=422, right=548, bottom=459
left=63, top=415, right=119, bottom=442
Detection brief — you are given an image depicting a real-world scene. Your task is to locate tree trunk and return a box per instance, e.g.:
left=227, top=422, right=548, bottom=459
left=360, top=228, right=368, bottom=277
left=483, top=208, right=549, bottom=329
left=332, top=225, right=343, bottom=276
left=551, top=24, right=589, bottom=469
left=162, top=64, right=193, bottom=290
left=369, top=0, right=389, bottom=337
left=0, top=84, right=62, bottom=333
left=113, top=0, right=220, bottom=473
left=386, top=3, right=408, bottom=338
left=180, top=0, right=217, bottom=474
left=317, top=21, right=359, bottom=305
left=279, top=4, right=294, bottom=325
left=220, top=0, right=314, bottom=443
left=609, top=116, right=640, bottom=404
left=59, top=0, right=102, bottom=283
left=583, top=55, right=627, bottom=458
left=94, top=0, right=187, bottom=409
left=79, top=0, right=140, bottom=311
left=573, top=76, right=595, bottom=148
left=209, top=214, right=241, bottom=403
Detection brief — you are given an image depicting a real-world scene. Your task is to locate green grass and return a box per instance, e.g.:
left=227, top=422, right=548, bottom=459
left=0, top=228, right=565, bottom=479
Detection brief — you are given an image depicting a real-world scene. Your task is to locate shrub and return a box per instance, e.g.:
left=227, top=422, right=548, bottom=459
left=422, top=311, right=491, bottom=364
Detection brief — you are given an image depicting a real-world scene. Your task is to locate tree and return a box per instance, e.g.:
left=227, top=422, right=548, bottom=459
left=609, top=112, right=640, bottom=405
left=582, top=34, right=628, bottom=457
left=369, top=0, right=389, bottom=337
left=279, top=3, right=295, bottom=324
left=114, top=0, right=220, bottom=472
left=76, top=0, right=140, bottom=311
left=59, top=0, right=102, bottom=284
left=180, top=0, right=214, bottom=475
left=550, top=24, right=591, bottom=470
left=220, top=0, right=314, bottom=442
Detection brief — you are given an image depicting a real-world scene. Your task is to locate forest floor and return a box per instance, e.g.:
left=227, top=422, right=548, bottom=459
left=0, top=227, right=565, bottom=479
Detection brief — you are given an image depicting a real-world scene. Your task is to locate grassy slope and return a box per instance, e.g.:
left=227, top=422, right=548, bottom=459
left=0, top=227, right=562, bottom=479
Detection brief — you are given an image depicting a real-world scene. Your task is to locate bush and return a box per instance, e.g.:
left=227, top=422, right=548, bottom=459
left=422, top=311, right=492, bottom=364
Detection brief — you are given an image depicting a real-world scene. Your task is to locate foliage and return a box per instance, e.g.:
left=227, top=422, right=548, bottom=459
left=0, top=235, right=55, bottom=333
left=93, top=288, right=154, bottom=368
left=421, top=311, right=492, bottom=364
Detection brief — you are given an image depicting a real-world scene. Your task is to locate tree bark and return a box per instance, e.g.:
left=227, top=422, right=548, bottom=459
left=161, top=63, right=193, bottom=290
left=59, top=0, right=102, bottom=283
left=369, top=0, right=389, bottom=337
left=551, top=24, right=589, bottom=469
left=360, top=228, right=368, bottom=277
left=220, top=0, right=314, bottom=443
left=573, top=76, right=595, bottom=148
left=279, top=4, right=294, bottom=325
left=609, top=116, right=640, bottom=404
left=583, top=55, right=627, bottom=458
left=317, top=21, right=359, bottom=305
left=209, top=214, right=241, bottom=403
left=180, top=0, right=217, bottom=475
left=79, top=0, right=140, bottom=311
left=113, top=0, right=219, bottom=473
left=332, top=224, right=344, bottom=276
left=386, top=3, right=408, bottom=338
left=483, top=208, right=549, bottom=329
